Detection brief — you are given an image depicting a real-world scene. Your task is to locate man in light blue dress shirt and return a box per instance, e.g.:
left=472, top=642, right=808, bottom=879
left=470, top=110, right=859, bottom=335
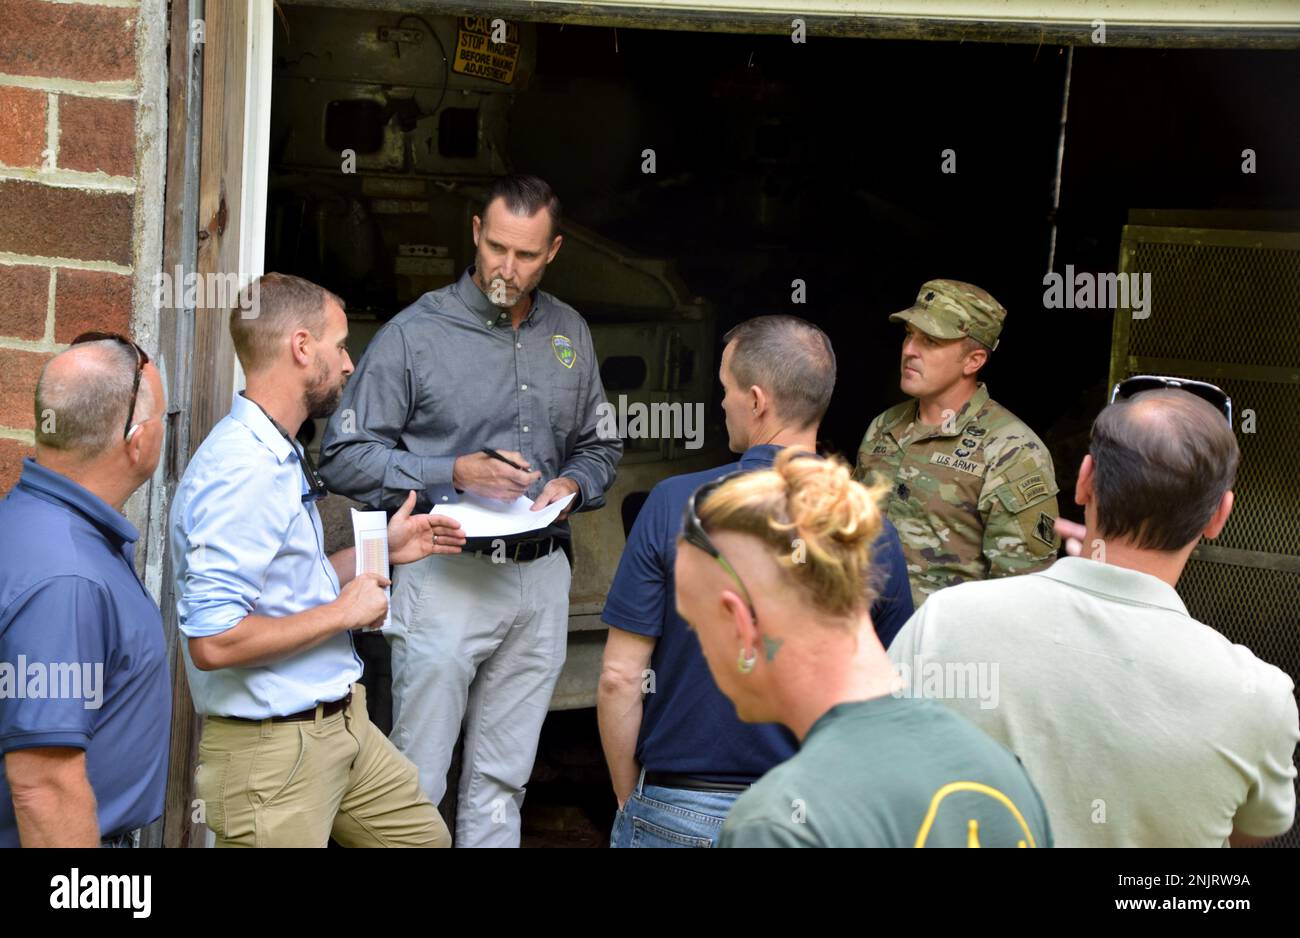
left=171, top=272, right=466, bottom=847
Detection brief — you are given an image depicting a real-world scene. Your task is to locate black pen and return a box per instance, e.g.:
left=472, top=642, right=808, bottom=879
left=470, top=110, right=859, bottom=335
left=481, top=448, right=527, bottom=471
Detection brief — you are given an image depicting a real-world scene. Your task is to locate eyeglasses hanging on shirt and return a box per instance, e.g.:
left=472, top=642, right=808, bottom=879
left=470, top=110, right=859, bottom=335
left=241, top=392, right=329, bottom=503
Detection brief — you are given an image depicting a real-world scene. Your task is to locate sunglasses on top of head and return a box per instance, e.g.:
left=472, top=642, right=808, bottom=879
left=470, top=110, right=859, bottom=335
left=70, top=332, right=151, bottom=441
left=1110, top=374, right=1232, bottom=426
left=681, top=473, right=759, bottom=622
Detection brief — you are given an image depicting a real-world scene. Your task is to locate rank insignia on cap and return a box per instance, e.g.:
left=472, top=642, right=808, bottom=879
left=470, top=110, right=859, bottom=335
left=1034, top=512, right=1057, bottom=546
left=552, top=334, right=576, bottom=369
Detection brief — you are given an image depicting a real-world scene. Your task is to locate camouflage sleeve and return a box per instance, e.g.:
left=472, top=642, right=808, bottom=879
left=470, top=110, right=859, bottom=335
left=852, top=415, right=884, bottom=484
left=980, top=448, right=1060, bottom=578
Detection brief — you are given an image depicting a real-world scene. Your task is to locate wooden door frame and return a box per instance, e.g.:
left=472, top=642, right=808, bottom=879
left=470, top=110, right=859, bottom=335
left=157, top=0, right=274, bottom=846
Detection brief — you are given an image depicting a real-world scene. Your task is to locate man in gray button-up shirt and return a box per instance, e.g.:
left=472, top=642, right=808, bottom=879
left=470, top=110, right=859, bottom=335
left=318, top=175, right=621, bottom=846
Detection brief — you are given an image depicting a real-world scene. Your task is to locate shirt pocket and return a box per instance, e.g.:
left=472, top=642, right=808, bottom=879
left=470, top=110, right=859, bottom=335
left=922, top=454, right=986, bottom=520
left=545, top=370, right=586, bottom=445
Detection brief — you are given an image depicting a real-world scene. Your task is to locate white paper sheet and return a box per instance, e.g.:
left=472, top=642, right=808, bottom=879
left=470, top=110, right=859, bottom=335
left=351, top=508, right=390, bottom=631
left=436, top=492, right=576, bottom=538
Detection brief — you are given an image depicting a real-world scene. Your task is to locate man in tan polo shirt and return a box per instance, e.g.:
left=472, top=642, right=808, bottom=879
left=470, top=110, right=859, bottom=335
left=890, top=378, right=1298, bottom=846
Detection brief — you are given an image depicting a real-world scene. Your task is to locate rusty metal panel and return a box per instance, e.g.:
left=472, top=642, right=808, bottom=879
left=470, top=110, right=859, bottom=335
left=1111, top=218, right=1300, bottom=847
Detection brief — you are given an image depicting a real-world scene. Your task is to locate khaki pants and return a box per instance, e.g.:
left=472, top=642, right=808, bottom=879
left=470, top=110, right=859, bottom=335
left=194, top=683, right=450, bottom=847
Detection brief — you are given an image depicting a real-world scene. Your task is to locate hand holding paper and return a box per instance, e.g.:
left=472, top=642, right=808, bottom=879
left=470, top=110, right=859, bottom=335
left=434, top=491, right=576, bottom=538
left=531, top=477, right=581, bottom=522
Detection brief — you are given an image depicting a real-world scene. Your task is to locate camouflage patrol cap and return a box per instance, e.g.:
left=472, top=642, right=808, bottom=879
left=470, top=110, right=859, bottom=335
left=889, top=279, right=1006, bottom=350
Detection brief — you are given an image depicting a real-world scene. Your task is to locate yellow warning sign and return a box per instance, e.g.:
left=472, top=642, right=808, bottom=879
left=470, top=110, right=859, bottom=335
left=452, top=17, right=520, bottom=85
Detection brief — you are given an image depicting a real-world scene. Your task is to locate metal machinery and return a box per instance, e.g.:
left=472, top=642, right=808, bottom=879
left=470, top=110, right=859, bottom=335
left=1109, top=209, right=1300, bottom=847
left=266, top=7, right=730, bottom=714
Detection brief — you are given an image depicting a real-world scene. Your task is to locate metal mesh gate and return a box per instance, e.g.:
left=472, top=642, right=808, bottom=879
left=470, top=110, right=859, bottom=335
left=1110, top=218, right=1300, bottom=848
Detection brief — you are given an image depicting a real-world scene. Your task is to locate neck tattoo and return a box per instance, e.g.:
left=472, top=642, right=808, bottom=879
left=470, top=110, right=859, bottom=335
left=762, top=636, right=784, bottom=662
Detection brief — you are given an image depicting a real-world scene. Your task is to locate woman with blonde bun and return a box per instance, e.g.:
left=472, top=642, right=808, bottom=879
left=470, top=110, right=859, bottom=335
left=675, top=449, right=1053, bottom=847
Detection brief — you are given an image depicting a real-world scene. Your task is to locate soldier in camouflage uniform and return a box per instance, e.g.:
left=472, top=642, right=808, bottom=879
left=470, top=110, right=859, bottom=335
left=854, top=279, right=1059, bottom=608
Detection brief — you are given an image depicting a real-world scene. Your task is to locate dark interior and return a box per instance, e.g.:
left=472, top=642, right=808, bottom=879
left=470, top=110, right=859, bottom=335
left=268, top=16, right=1300, bottom=846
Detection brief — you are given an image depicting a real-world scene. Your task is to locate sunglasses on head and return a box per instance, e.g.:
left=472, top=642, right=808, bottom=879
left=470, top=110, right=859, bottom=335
left=681, top=473, right=758, bottom=622
left=1110, top=374, right=1232, bottom=426
left=680, top=452, right=827, bottom=622
left=71, top=332, right=150, bottom=440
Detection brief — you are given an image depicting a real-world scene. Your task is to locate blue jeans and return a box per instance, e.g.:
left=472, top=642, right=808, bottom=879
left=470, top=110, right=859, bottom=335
left=609, top=769, right=740, bottom=848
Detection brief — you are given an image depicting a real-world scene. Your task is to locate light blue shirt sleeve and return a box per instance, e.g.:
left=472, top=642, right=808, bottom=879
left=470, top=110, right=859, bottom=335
left=176, top=457, right=300, bottom=639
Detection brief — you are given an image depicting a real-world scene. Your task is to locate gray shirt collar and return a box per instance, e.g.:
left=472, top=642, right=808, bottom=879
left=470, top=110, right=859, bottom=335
left=1039, top=556, right=1190, bottom=616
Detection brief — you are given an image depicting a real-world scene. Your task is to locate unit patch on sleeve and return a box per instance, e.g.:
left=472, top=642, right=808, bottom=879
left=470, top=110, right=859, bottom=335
left=1034, top=511, right=1057, bottom=547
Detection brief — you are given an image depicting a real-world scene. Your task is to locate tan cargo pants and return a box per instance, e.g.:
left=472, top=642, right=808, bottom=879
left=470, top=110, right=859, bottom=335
left=194, top=683, right=450, bottom=847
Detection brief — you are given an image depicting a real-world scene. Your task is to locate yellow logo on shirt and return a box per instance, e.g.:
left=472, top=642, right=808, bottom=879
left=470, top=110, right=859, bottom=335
left=913, top=780, right=1039, bottom=848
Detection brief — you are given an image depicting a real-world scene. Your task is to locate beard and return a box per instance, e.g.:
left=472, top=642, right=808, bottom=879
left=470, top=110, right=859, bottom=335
left=485, top=275, right=523, bottom=309
left=475, top=248, right=541, bottom=309
left=305, top=356, right=344, bottom=419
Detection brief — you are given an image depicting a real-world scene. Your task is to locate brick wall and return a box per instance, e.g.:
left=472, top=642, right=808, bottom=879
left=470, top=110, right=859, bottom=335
left=0, top=0, right=156, bottom=492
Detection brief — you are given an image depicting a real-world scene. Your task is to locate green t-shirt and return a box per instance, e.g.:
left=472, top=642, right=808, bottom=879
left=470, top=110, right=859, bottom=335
left=718, top=696, right=1053, bottom=848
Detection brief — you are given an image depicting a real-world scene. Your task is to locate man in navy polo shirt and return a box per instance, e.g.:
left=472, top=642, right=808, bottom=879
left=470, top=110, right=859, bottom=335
left=597, top=315, right=912, bottom=847
left=0, top=336, right=171, bottom=847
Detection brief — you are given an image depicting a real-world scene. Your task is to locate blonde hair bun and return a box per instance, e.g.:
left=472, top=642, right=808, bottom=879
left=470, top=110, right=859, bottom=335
left=695, top=448, right=890, bottom=618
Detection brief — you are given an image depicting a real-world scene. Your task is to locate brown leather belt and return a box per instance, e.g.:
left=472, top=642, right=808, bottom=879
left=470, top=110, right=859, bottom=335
left=224, top=691, right=352, bottom=723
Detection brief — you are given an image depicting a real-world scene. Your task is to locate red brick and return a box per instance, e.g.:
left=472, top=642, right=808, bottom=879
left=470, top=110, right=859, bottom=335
left=0, top=86, right=47, bottom=168
left=0, top=0, right=135, bottom=83
left=0, top=347, right=50, bottom=431
left=0, top=180, right=132, bottom=265
left=58, top=96, right=136, bottom=176
left=0, top=264, right=50, bottom=340
left=0, top=437, right=34, bottom=494
left=54, top=267, right=131, bottom=343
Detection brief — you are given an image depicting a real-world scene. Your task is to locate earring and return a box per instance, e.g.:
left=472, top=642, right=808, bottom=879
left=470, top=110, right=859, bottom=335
left=737, top=647, right=757, bottom=674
